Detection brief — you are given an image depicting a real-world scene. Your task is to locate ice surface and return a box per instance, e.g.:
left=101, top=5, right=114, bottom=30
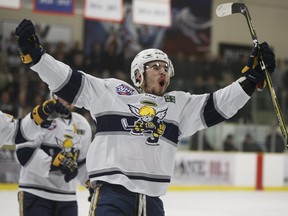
left=1, top=190, right=288, bottom=216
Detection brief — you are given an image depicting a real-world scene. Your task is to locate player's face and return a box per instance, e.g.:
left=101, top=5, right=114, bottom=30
left=142, top=61, right=170, bottom=96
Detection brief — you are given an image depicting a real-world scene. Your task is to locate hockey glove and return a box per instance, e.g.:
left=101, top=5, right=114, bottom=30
left=64, top=169, right=78, bottom=183
left=51, top=152, right=78, bottom=182
left=242, top=42, right=276, bottom=90
left=15, top=19, right=45, bottom=65
left=31, top=99, right=71, bottom=125
left=261, top=42, right=276, bottom=72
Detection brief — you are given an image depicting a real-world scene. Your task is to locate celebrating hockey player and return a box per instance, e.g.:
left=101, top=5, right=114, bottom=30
left=0, top=99, right=70, bottom=147
left=15, top=19, right=275, bottom=216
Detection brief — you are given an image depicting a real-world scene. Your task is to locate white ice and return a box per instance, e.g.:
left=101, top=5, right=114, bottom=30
left=1, top=190, right=288, bottom=216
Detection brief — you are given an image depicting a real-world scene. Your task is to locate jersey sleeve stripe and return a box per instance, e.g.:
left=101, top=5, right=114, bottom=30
left=203, top=93, right=226, bottom=127
left=16, top=147, right=36, bottom=166
left=15, top=119, right=29, bottom=144
left=54, top=69, right=83, bottom=104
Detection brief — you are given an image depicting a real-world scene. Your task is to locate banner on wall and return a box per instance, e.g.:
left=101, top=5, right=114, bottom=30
left=34, top=0, right=75, bottom=15
left=132, top=0, right=171, bottom=27
left=84, top=0, right=212, bottom=58
left=0, top=0, right=20, bottom=9
left=172, top=152, right=234, bottom=185
left=84, top=0, right=123, bottom=22
left=219, top=43, right=252, bottom=62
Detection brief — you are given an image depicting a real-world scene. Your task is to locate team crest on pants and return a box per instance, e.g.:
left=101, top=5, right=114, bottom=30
left=121, top=104, right=167, bottom=145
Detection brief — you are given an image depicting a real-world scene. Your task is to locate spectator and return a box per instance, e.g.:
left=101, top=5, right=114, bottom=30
left=223, top=134, right=238, bottom=151
left=170, top=51, right=190, bottom=91
left=0, top=90, right=17, bottom=116
left=0, top=64, right=14, bottom=91
left=242, top=133, right=262, bottom=152
left=101, top=38, right=124, bottom=75
left=5, top=32, right=22, bottom=72
left=265, top=126, right=286, bottom=153
left=87, top=41, right=103, bottom=74
left=190, top=132, right=214, bottom=151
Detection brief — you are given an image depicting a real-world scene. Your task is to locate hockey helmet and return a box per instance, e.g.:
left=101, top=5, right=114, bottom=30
left=130, top=48, right=174, bottom=87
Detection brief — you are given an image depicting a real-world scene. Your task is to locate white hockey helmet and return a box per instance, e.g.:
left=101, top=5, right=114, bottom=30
left=130, top=48, right=174, bottom=87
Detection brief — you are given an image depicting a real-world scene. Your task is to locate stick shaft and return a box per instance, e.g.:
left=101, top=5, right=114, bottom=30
left=241, top=5, right=288, bottom=146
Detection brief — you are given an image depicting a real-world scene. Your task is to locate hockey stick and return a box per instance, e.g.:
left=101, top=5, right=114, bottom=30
left=121, top=118, right=135, bottom=130
left=216, top=3, right=288, bottom=147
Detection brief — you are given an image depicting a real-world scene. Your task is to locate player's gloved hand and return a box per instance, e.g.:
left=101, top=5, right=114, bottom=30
left=64, top=168, right=78, bottom=183
left=51, top=152, right=78, bottom=182
left=85, top=180, right=94, bottom=202
left=31, top=99, right=71, bottom=126
left=261, top=42, right=276, bottom=73
left=15, top=19, right=45, bottom=65
left=242, top=42, right=276, bottom=90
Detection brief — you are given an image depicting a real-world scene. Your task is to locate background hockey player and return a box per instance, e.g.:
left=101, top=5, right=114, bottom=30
left=16, top=95, right=92, bottom=216
left=14, top=19, right=275, bottom=216
left=0, top=99, right=69, bottom=147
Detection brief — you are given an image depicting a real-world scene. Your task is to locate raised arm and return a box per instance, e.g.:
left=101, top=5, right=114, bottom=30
left=15, top=19, right=84, bottom=105
left=15, top=19, right=108, bottom=111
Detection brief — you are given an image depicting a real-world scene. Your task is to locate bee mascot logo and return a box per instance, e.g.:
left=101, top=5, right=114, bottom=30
left=121, top=103, right=167, bottom=146
left=55, top=134, right=80, bottom=161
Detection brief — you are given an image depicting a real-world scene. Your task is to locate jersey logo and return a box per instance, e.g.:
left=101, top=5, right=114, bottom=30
left=76, top=129, right=85, bottom=135
left=55, top=134, right=80, bottom=162
left=115, top=84, right=135, bottom=95
left=164, top=95, right=176, bottom=103
left=121, top=104, right=167, bottom=146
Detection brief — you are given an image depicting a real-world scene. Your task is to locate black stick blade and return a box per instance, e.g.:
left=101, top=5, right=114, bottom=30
left=216, top=2, right=247, bottom=17
left=232, top=3, right=247, bottom=14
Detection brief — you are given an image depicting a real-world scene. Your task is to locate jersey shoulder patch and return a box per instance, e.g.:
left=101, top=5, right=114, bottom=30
left=115, top=84, right=135, bottom=95
left=164, top=95, right=176, bottom=103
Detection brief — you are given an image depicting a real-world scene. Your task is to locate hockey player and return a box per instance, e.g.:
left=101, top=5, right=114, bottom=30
left=0, top=99, right=70, bottom=147
left=15, top=19, right=275, bottom=216
left=16, top=95, right=92, bottom=216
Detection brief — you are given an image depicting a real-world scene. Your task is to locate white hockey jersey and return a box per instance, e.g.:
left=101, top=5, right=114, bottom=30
left=0, top=111, right=42, bottom=147
left=31, top=53, right=250, bottom=196
left=16, top=112, right=92, bottom=201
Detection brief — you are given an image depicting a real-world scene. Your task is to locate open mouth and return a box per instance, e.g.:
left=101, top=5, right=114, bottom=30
left=159, top=79, right=165, bottom=87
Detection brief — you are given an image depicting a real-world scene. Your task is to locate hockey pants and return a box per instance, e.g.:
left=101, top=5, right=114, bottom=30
left=88, top=181, right=165, bottom=216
